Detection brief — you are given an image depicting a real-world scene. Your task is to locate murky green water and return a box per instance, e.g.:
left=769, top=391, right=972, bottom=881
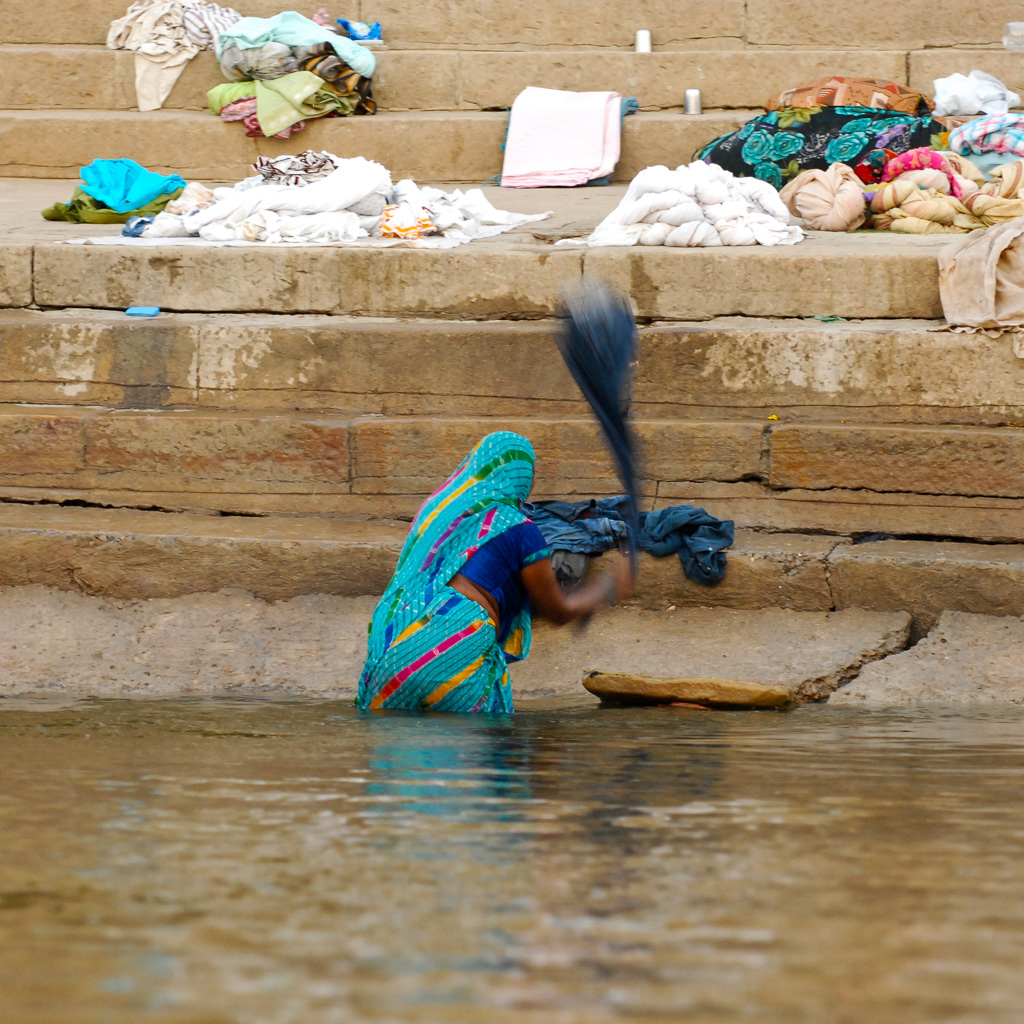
left=2, top=697, right=1024, bottom=1024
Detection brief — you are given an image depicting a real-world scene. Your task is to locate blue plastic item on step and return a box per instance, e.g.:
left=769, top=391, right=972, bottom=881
left=337, top=18, right=382, bottom=41
left=125, top=307, right=160, bottom=317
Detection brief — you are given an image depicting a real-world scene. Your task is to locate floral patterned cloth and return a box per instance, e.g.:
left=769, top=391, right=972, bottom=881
left=694, top=106, right=950, bottom=189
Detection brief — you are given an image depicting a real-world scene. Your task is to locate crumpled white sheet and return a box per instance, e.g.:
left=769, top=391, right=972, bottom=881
left=68, top=154, right=552, bottom=248
left=933, top=70, right=1022, bottom=116
left=560, top=161, right=803, bottom=247
left=107, top=0, right=202, bottom=111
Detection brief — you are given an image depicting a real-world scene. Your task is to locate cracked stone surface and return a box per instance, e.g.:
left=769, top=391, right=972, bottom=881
left=0, top=586, right=910, bottom=704
left=830, top=611, right=1024, bottom=705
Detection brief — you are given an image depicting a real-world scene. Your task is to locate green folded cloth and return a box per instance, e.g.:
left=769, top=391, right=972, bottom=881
left=209, top=70, right=356, bottom=137
left=42, top=186, right=184, bottom=224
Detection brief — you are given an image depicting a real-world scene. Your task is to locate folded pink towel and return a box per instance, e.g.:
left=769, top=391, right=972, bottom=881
left=501, top=87, right=622, bottom=188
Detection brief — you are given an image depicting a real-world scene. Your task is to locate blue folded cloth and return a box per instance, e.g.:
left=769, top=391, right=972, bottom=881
left=80, top=159, right=186, bottom=214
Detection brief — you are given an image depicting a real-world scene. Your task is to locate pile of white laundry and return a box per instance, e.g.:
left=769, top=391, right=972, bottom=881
left=564, top=162, right=803, bottom=247
left=79, top=152, right=550, bottom=248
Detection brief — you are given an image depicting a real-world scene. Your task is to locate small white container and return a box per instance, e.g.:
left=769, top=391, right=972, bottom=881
left=635, top=30, right=652, bottom=53
left=1004, top=22, right=1024, bottom=48
left=684, top=88, right=702, bottom=114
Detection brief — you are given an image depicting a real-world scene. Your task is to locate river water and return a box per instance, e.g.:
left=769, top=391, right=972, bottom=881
left=1, top=696, right=1023, bottom=1024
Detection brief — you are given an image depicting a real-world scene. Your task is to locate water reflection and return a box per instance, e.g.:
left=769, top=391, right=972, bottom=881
left=1, top=698, right=1024, bottom=1023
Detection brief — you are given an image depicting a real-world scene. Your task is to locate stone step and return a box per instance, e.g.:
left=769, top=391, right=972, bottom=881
left=0, top=107, right=747, bottom=182
left=0, top=406, right=761, bottom=515
left=4, top=0, right=1010, bottom=49
left=0, top=402, right=1021, bottom=538
left=0, top=504, right=1019, bottom=627
left=0, top=312, right=1018, bottom=429
left=1, top=44, right=918, bottom=113
left=9, top=45, right=1023, bottom=117
left=3, top=230, right=948, bottom=320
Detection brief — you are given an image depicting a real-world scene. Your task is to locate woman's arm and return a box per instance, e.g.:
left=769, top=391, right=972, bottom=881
left=520, top=553, right=634, bottom=626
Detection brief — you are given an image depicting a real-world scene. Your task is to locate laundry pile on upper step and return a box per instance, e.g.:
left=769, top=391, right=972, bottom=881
left=108, top=1, right=377, bottom=137
left=56, top=151, right=550, bottom=247
left=692, top=72, right=1024, bottom=236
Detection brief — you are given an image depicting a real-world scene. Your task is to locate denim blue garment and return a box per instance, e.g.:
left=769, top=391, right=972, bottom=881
left=122, top=215, right=154, bottom=237
left=525, top=498, right=734, bottom=586
left=80, top=160, right=186, bottom=214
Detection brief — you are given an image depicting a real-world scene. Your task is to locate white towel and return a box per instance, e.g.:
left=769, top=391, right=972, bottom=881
left=501, top=87, right=622, bottom=188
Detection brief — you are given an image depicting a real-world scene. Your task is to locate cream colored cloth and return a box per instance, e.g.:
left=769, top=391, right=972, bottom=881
left=939, top=218, right=1024, bottom=355
left=779, top=163, right=866, bottom=231
left=108, top=0, right=201, bottom=111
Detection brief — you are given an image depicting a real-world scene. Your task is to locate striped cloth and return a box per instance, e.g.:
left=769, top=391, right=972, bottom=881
left=181, top=0, right=241, bottom=50
left=357, top=432, right=537, bottom=714
left=950, top=115, right=1024, bottom=159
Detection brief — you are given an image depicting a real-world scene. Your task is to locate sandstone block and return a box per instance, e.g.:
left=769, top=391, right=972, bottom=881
left=769, top=423, right=1024, bottom=498
left=632, top=531, right=838, bottom=612
left=828, top=539, right=1024, bottom=626
left=0, top=245, right=33, bottom=308
left=657, top=480, right=1024, bottom=543
left=32, top=245, right=581, bottom=318
left=831, top=610, right=1024, bottom=705
left=82, top=411, right=352, bottom=492
left=634, top=319, right=1024, bottom=427
left=746, top=0, right=1016, bottom=47
left=350, top=417, right=763, bottom=496
left=457, top=51, right=906, bottom=112
left=0, top=406, right=92, bottom=479
left=0, top=505, right=404, bottom=600
left=585, top=239, right=945, bottom=320
left=584, top=670, right=794, bottom=707
left=372, top=0, right=745, bottom=50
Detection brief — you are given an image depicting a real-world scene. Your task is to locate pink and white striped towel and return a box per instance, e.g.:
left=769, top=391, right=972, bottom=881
left=501, top=87, right=622, bottom=188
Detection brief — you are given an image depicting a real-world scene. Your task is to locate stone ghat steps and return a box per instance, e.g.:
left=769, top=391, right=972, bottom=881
left=0, top=503, right=1020, bottom=629
left=6, top=44, right=1017, bottom=114
left=1, top=232, right=950, bottom=320
left=1, top=311, right=1019, bottom=429
left=6, top=0, right=1019, bottom=49
left=0, top=108, right=746, bottom=182
left=0, top=405, right=1021, bottom=540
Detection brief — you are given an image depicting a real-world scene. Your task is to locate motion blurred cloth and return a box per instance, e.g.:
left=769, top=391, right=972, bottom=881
left=502, top=87, right=622, bottom=187
left=695, top=106, right=949, bottom=189
left=358, top=432, right=538, bottom=714
left=42, top=185, right=182, bottom=223
left=766, top=77, right=934, bottom=116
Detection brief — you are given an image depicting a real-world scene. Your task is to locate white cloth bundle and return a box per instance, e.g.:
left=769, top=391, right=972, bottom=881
left=573, top=161, right=802, bottom=247
left=933, top=71, right=1021, bottom=116
left=138, top=153, right=551, bottom=246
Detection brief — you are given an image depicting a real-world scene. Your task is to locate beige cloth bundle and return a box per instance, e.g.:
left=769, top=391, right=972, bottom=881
left=778, top=163, right=866, bottom=231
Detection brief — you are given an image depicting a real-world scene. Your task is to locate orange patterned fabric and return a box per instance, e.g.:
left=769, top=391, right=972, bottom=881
left=766, top=78, right=934, bottom=116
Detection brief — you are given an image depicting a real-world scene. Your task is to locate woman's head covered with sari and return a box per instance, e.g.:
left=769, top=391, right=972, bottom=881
left=369, top=431, right=538, bottom=662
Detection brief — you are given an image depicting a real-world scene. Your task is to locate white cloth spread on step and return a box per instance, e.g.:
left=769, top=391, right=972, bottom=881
left=501, top=87, right=622, bottom=188
left=561, top=162, right=803, bottom=247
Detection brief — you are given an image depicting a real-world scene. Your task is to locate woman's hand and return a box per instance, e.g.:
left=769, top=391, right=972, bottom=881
left=521, top=550, right=637, bottom=626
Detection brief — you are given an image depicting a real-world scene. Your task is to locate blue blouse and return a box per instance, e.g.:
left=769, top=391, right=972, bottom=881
left=459, top=521, right=551, bottom=642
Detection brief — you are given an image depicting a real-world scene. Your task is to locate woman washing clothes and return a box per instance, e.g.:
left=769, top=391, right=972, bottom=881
left=357, top=431, right=633, bottom=713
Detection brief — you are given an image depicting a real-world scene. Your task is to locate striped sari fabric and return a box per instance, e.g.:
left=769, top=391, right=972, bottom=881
left=357, top=432, right=537, bottom=714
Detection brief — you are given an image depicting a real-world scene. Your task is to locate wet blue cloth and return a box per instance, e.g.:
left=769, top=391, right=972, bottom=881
left=80, top=160, right=186, bottom=215
left=524, top=498, right=734, bottom=586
